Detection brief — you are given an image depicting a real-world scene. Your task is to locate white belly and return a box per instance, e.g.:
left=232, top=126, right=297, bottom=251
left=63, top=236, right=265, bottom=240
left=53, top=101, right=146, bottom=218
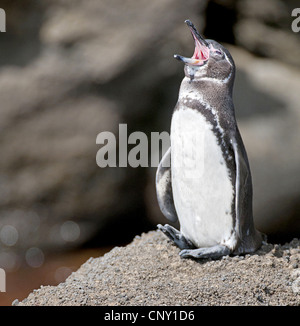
left=171, top=108, right=235, bottom=248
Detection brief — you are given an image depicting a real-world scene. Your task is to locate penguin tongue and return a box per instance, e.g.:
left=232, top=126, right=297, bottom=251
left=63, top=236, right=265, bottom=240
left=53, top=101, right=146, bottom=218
left=174, top=20, right=209, bottom=66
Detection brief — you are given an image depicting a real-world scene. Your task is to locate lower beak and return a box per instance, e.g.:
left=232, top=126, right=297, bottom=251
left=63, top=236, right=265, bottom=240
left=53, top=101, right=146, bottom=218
left=174, top=54, right=204, bottom=65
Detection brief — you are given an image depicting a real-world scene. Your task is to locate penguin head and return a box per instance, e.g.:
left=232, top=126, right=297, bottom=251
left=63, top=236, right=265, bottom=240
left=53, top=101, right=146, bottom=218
left=174, top=20, right=235, bottom=84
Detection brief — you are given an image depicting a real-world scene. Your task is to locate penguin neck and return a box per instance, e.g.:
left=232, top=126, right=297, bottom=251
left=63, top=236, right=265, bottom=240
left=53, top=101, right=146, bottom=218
left=179, top=77, right=234, bottom=111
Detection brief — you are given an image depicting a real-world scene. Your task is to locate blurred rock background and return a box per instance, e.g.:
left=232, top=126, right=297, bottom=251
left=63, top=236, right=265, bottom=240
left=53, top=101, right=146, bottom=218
left=0, top=0, right=299, bottom=277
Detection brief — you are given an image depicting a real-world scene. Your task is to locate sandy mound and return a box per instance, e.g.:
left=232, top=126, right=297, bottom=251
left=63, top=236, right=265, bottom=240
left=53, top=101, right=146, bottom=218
left=15, top=230, right=300, bottom=306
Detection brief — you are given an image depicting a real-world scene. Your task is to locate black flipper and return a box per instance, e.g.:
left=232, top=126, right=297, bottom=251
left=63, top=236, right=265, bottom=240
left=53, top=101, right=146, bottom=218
left=231, top=132, right=262, bottom=253
left=155, top=147, right=178, bottom=223
left=231, top=135, right=249, bottom=240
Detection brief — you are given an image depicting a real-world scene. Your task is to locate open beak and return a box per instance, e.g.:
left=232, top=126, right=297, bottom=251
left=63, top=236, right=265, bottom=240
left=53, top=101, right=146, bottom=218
left=174, top=20, right=209, bottom=66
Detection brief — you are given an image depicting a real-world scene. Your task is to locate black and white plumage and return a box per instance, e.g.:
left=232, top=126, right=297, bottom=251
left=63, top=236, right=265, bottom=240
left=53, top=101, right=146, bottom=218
left=156, top=20, right=263, bottom=259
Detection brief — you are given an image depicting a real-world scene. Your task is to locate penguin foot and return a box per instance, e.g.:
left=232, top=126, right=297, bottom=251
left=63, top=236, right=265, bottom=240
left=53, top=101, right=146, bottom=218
left=180, top=245, right=231, bottom=260
left=157, top=224, right=196, bottom=250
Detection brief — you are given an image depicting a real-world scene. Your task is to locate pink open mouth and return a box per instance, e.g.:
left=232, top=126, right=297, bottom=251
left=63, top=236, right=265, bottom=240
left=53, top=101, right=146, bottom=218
left=191, top=35, right=209, bottom=64
left=174, top=20, right=209, bottom=66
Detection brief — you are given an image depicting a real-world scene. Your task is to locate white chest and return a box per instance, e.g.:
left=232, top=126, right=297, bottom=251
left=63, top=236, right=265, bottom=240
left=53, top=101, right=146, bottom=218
left=171, top=107, right=236, bottom=249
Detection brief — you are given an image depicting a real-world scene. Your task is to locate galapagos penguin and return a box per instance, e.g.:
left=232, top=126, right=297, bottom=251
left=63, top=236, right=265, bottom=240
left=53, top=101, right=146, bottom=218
left=156, top=20, right=263, bottom=259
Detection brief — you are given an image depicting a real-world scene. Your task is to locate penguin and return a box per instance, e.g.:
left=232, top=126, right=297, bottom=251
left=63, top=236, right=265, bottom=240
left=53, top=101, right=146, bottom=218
left=156, top=20, right=263, bottom=259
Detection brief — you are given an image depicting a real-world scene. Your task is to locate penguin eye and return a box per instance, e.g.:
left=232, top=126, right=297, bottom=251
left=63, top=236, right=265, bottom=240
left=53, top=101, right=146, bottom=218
left=215, top=50, right=223, bottom=56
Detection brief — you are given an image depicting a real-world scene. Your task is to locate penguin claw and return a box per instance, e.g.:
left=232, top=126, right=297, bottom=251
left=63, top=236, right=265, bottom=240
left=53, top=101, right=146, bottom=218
left=157, top=224, right=195, bottom=250
left=157, top=224, right=178, bottom=242
left=179, top=249, right=189, bottom=258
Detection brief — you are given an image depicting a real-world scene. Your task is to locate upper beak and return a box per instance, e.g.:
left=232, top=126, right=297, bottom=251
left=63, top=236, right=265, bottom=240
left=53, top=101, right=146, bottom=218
left=174, top=20, right=209, bottom=66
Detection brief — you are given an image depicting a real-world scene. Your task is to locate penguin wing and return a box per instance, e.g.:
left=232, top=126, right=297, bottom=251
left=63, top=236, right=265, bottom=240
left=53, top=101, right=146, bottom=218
left=156, top=147, right=178, bottom=223
left=231, top=134, right=251, bottom=236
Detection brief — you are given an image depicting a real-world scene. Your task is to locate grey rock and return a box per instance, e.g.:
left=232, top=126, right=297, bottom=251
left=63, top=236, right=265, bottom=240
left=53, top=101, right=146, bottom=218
left=16, top=230, right=300, bottom=306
